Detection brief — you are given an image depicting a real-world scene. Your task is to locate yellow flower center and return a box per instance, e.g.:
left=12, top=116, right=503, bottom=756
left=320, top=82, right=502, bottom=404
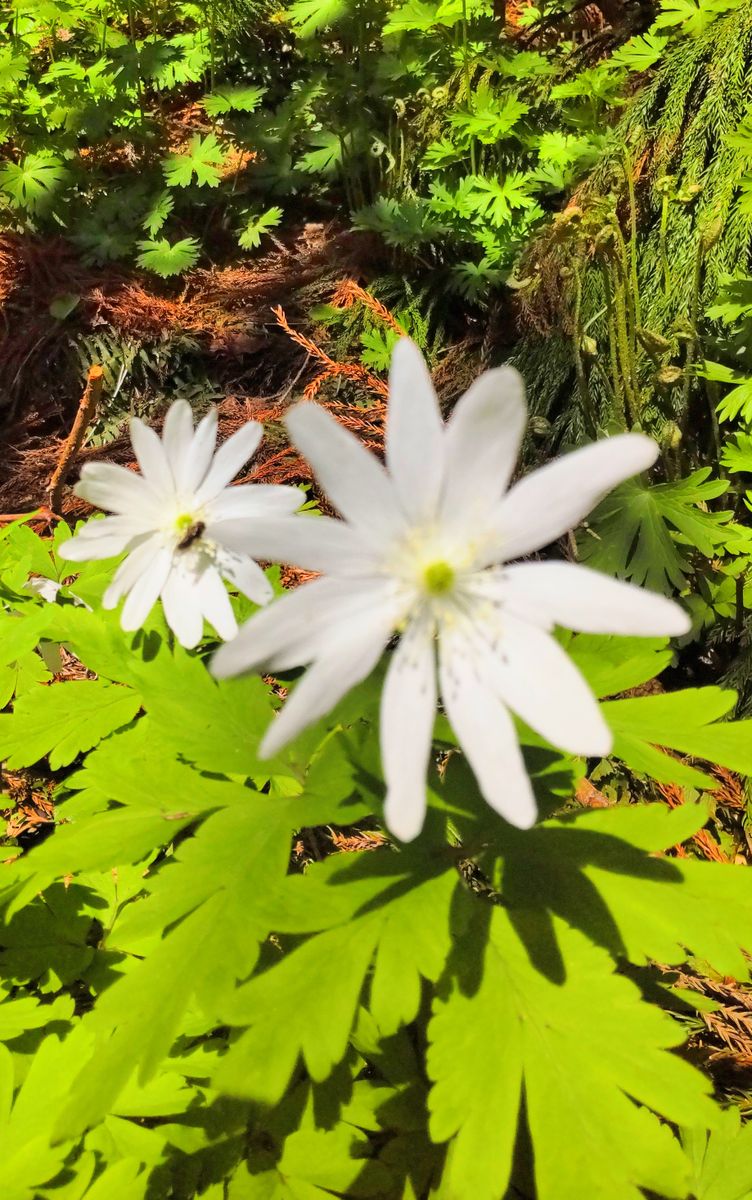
left=423, top=560, right=455, bottom=595
left=174, top=513, right=195, bottom=533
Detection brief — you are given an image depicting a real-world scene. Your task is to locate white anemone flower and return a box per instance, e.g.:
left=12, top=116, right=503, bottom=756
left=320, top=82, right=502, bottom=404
left=211, top=341, right=690, bottom=841
left=58, top=400, right=301, bottom=648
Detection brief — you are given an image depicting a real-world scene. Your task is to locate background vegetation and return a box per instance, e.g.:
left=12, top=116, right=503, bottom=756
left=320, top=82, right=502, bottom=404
left=4, top=0, right=752, bottom=1196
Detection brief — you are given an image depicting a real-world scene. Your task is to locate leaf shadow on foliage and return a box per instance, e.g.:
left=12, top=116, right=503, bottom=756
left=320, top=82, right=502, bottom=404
left=497, top=824, right=682, bottom=985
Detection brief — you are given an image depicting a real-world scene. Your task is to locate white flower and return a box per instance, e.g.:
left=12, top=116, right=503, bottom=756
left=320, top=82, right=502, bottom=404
left=211, top=341, right=690, bottom=841
left=58, top=401, right=301, bottom=648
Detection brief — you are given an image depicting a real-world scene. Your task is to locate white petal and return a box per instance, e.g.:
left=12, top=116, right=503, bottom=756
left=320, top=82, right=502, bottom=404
left=119, top=548, right=173, bottom=631
left=491, top=433, right=659, bottom=563
left=102, top=535, right=165, bottom=608
left=501, top=562, right=691, bottom=637
left=74, top=462, right=161, bottom=519
left=258, top=609, right=393, bottom=759
left=386, top=339, right=444, bottom=522
left=212, top=577, right=398, bottom=678
left=440, top=367, right=526, bottom=533
left=58, top=516, right=150, bottom=562
left=381, top=621, right=437, bottom=842
left=438, top=633, right=537, bottom=829
left=285, top=402, right=406, bottom=545
left=161, top=565, right=205, bottom=649
left=25, top=576, right=61, bottom=603
left=193, top=567, right=236, bottom=641
left=205, top=484, right=302, bottom=522
left=206, top=515, right=380, bottom=576
left=483, top=613, right=612, bottom=756
left=215, top=546, right=274, bottom=606
left=162, top=401, right=195, bottom=479
left=130, top=417, right=173, bottom=497
left=174, top=409, right=218, bottom=495
left=194, top=422, right=263, bottom=505
left=212, top=578, right=342, bottom=677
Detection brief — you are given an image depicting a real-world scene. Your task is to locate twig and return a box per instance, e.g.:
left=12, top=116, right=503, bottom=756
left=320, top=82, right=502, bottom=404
left=47, top=365, right=104, bottom=514
left=330, top=279, right=407, bottom=337
left=271, top=305, right=388, bottom=399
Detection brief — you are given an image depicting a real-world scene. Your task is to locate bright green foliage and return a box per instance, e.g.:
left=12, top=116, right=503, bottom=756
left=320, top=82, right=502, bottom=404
left=0, top=518, right=750, bottom=1196
left=579, top=469, right=735, bottom=592
left=604, top=687, right=752, bottom=788
left=202, top=86, right=266, bottom=116
left=428, top=909, right=716, bottom=1200
left=0, top=3, right=275, bottom=275
left=162, top=134, right=227, bottom=189
left=3, top=0, right=752, bottom=1185
left=136, top=236, right=201, bottom=277
left=0, top=153, right=68, bottom=214
left=653, top=0, right=739, bottom=37
left=0, top=680, right=141, bottom=769
left=684, top=1107, right=752, bottom=1198
left=237, top=206, right=283, bottom=251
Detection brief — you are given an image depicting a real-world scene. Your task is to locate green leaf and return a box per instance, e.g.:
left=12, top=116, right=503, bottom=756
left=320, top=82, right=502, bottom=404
left=217, top=850, right=457, bottom=1102
left=141, top=189, right=174, bottom=237
left=162, top=133, right=226, bottom=188
left=610, top=32, right=668, bottom=70
left=284, top=0, right=350, bottom=37
left=653, top=0, right=736, bottom=37
left=683, top=1106, right=752, bottom=1199
left=237, top=206, right=283, bottom=251
left=578, top=470, right=733, bottom=592
left=490, top=800, right=752, bottom=978
left=202, top=85, right=266, bottom=115
left=360, top=326, right=400, bottom=372
left=53, top=800, right=294, bottom=1139
left=48, top=292, right=80, bottom=319
left=604, top=686, right=752, bottom=789
left=216, top=916, right=381, bottom=1103
left=703, top=361, right=752, bottom=423
left=0, top=153, right=68, bottom=213
left=428, top=908, right=718, bottom=1200
left=130, top=644, right=280, bottom=781
left=449, top=93, right=529, bottom=145
left=0, top=679, right=141, bottom=769
left=467, top=172, right=536, bottom=225
left=136, top=236, right=200, bottom=277
left=297, top=131, right=344, bottom=175
left=565, top=632, right=673, bottom=697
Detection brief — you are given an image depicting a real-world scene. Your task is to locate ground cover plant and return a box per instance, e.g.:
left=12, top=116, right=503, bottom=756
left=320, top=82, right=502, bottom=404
left=6, top=0, right=752, bottom=1197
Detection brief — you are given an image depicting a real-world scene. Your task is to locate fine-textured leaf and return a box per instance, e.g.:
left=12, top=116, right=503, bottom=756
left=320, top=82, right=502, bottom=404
left=162, top=134, right=227, bottom=188
left=428, top=908, right=718, bottom=1200
left=136, top=236, right=201, bottom=277
left=0, top=153, right=68, bottom=213
left=604, top=686, right=752, bottom=789
left=284, top=0, right=350, bottom=36
left=0, top=679, right=141, bottom=769
left=202, top=85, right=266, bottom=115
left=683, top=1107, right=752, bottom=1199
left=237, top=206, right=283, bottom=250
left=578, top=469, right=733, bottom=592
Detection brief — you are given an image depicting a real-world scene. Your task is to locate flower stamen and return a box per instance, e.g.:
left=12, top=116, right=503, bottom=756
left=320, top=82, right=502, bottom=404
left=423, top=560, right=455, bottom=596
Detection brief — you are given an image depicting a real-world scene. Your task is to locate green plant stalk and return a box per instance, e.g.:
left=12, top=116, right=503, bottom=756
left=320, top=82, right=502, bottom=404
left=623, top=147, right=642, bottom=332
left=338, top=133, right=357, bottom=212
left=612, top=218, right=638, bottom=373
left=613, top=267, right=640, bottom=425
left=682, top=231, right=721, bottom=461
left=601, top=266, right=626, bottom=426
left=461, top=0, right=477, bottom=176
left=660, top=193, right=671, bottom=297
left=572, top=260, right=598, bottom=435
left=208, top=0, right=217, bottom=93
left=126, top=0, right=145, bottom=125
